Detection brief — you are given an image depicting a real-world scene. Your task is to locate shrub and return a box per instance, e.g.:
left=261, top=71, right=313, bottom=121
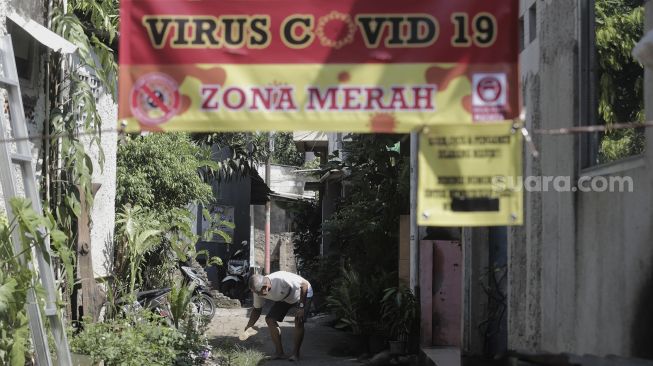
left=71, top=318, right=182, bottom=365
left=213, top=342, right=265, bottom=366
left=380, top=285, right=418, bottom=341
left=327, top=268, right=397, bottom=336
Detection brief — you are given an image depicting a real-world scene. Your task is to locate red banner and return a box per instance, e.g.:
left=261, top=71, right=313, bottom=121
left=119, top=0, right=519, bottom=132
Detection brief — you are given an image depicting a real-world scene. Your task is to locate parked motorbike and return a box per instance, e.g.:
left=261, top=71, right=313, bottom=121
left=179, top=262, right=216, bottom=321
left=99, top=288, right=174, bottom=325
left=220, top=241, right=250, bottom=301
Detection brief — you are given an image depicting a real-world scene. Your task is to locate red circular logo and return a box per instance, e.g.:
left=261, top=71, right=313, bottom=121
left=130, top=73, right=181, bottom=126
left=476, top=77, right=503, bottom=103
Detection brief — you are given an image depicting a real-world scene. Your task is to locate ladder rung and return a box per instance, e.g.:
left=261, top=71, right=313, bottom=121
left=11, top=153, right=32, bottom=163
left=43, top=306, right=57, bottom=316
left=0, top=76, right=18, bottom=87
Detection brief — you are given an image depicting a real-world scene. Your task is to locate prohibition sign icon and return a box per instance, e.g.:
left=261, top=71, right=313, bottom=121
left=130, top=73, right=181, bottom=126
left=476, top=76, right=503, bottom=103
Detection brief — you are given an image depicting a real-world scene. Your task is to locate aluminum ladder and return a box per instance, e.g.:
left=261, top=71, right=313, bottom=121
left=0, top=35, right=72, bottom=366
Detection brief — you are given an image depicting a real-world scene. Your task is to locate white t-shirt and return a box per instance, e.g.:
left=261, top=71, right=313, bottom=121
left=253, top=271, right=312, bottom=309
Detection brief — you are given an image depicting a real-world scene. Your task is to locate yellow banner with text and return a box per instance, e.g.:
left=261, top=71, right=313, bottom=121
left=418, top=122, right=523, bottom=226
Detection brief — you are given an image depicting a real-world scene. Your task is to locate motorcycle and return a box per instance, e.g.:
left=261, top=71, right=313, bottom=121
left=220, top=241, right=250, bottom=301
left=99, top=288, right=174, bottom=325
left=179, top=262, right=216, bottom=321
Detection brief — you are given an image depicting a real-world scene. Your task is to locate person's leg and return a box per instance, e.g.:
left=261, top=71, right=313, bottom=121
left=266, top=301, right=292, bottom=358
left=290, top=316, right=305, bottom=361
left=265, top=316, right=285, bottom=358
left=290, top=298, right=311, bottom=361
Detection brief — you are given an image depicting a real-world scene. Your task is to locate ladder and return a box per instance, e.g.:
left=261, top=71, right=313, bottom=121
left=0, top=35, right=72, bottom=366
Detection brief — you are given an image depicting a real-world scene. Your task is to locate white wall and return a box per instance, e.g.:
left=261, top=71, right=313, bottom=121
left=85, top=90, right=117, bottom=279
left=258, top=163, right=316, bottom=199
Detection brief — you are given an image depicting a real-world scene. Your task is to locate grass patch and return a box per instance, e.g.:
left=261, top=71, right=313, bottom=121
left=213, top=343, right=266, bottom=366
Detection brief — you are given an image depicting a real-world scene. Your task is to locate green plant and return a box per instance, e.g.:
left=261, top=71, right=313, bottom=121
left=169, top=280, right=195, bottom=329
left=47, top=0, right=119, bottom=297
left=71, top=316, right=183, bottom=365
left=213, top=342, right=266, bottom=366
left=595, top=0, right=645, bottom=163
left=327, top=267, right=397, bottom=336
left=0, top=199, right=73, bottom=366
left=380, top=286, right=417, bottom=341
left=327, top=269, right=363, bottom=334
left=288, top=200, right=322, bottom=272
left=114, top=205, right=162, bottom=295
left=116, top=133, right=215, bottom=213
left=322, top=134, right=408, bottom=278
left=0, top=214, right=31, bottom=366
left=191, top=132, right=267, bottom=181
left=175, top=315, right=211, bottom=366
left=271, top=132, right=304, bottom=166
left=138, top=207, right=226, bottom=291
left=115, top=133, right=227, bottom=293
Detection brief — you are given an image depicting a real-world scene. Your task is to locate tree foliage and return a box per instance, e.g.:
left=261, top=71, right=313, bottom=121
left=192, top=133, right=266, bottom=181
left=116, top=133, right=214, bottom=212
left=322, top=134, right=409, bottom=274
left=272, top=132, right=304, bottom=166
left=40, top=0, right=120, bottom=316
left=192, top=131, right=304, bottom=183
left=595, top=0, right=645, bottom=163
left=289, top=199, right=322, bottom=272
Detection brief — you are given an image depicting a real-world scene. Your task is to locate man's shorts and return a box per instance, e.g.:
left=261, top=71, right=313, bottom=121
left=267, top=296, right=313, bottom=322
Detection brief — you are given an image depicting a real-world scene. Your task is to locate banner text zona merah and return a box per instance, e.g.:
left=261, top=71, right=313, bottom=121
left=200, top=85, right=437, bottom=112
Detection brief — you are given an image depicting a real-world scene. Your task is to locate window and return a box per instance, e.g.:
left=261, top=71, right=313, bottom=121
left=6, top=21, right=39, bottom=88
left=519, top=16, right=525, bottom=52
left=584, top=0, right=645, bottom=167
left=528, top=3, right=537, bottom=44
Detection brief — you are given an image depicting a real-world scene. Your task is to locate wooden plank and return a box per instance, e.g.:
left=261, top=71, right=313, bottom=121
left=10, top=152, right=32, bottom=163
left=432, top=240, right=462, bottom=347
left=398, top=215, right=410, bottom=285
left=76, top=184, right=102, bottom=321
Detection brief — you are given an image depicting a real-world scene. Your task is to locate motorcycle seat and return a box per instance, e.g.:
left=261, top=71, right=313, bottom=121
left=136, top=288, right=171, bottom=299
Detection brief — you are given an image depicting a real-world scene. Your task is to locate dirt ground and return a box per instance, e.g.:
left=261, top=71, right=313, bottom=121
left=205, top=307, right=362, bottom=365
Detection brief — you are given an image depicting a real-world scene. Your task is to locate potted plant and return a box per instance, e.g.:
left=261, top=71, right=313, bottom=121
left=380, top=285, right=417, bottom=355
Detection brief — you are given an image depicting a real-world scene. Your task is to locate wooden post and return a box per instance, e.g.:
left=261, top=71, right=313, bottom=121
left=76, top=183, right=102, bottom=321
left=420, top=240, right=434, bottom=346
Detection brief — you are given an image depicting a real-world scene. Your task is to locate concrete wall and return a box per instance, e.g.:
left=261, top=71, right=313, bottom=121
left=265, top=164, right=315, bottom=198
left=507, top=0, right=653, bottom=358
left=83, top=76, right=117, bottom=278
left=252, top=202, right=297, bottom=273
left=252, top=228, right=296, bottom=274
left=251, top=163, right=311, bottom=273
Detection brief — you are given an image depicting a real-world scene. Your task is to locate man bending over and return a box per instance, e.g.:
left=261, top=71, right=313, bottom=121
left=244, top=271, right=313, bottom=361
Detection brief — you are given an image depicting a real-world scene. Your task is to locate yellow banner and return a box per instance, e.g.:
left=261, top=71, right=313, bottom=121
left=417, top=122, right=522, bottom=226
left=119, top=63, right=517, bottom=133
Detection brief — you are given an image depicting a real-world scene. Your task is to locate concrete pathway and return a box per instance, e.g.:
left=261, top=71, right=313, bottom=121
left=206, top=308, right=361, bottom=365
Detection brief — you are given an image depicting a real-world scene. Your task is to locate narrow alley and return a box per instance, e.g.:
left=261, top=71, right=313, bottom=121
left=206, top=308, right=361, bottom=365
